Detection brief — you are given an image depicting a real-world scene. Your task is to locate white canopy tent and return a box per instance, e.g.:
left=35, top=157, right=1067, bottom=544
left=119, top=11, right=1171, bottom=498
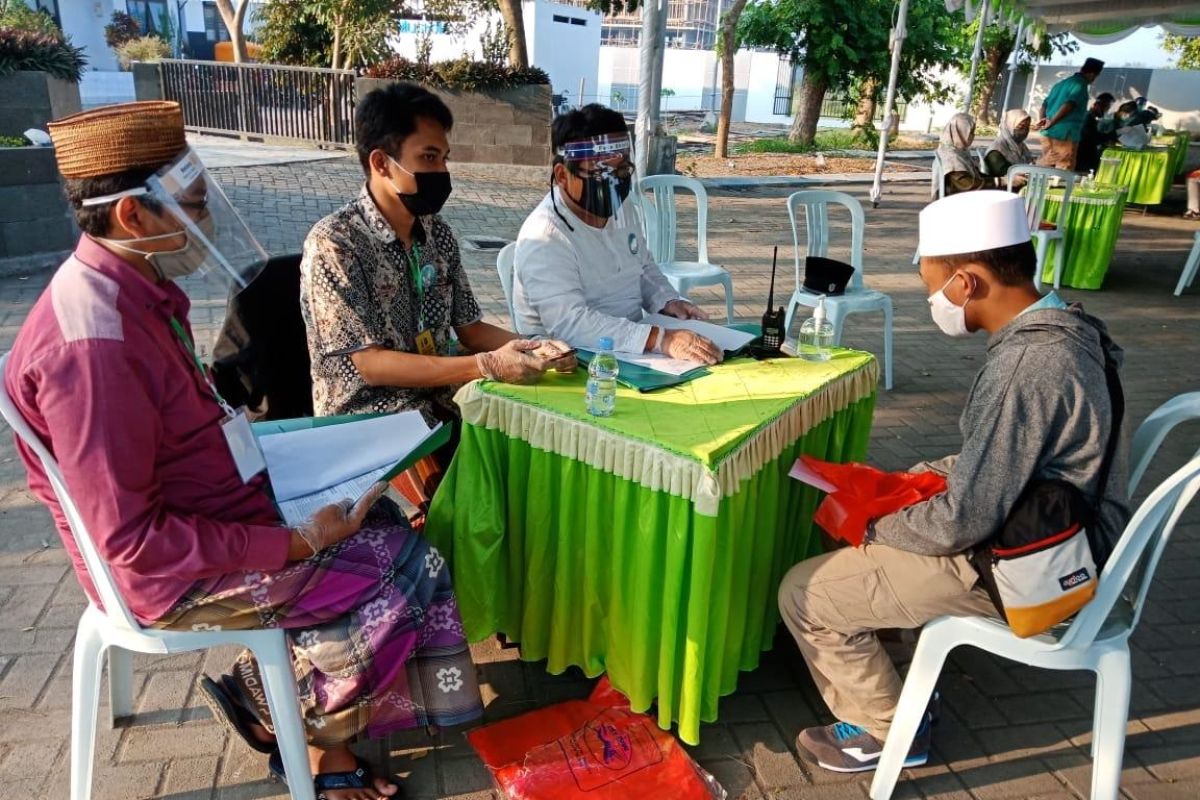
left=868, top=0, right=1200, bottom=206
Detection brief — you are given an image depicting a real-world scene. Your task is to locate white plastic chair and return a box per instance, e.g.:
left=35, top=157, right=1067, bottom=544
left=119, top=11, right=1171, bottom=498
left=786, top=190, right=894, bottom=390
left=639, top=175, right=735, bottom=323
left=870, top=393, right=1200, bottom=800
left=1175, top=231, right=1200, bottom=297
left=496, top=242, right=518, bottom=326
left=0, top=352, right=316, bottom=800
left=1007, top=164, right=1077, bottom=291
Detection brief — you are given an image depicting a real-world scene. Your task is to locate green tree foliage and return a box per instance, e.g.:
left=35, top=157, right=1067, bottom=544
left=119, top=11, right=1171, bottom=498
left=0, top=0, right=61, bottom=36
left=1162, top=34, right=1200, bottom=71
left=254, top=0, right=332, bottom=67
left=955, top=15, right=1076, bottom=123
left=0, top=27, right=87, bottom=80
left=104, top=11, right=141, bottom=50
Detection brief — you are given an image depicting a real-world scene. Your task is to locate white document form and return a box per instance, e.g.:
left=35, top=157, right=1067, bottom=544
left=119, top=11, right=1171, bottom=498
left=275, top=465, right=392, bottom=528
left=640, top=314, right=757, bottom=353
left=610, top=351, right=705, bottom=376
left=788, top=458, right=838, bottom=493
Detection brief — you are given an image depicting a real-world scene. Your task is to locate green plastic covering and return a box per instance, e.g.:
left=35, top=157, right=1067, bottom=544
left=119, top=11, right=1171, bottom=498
left=1097, top=146, right=1174, bottom=205
left=1040, top=184, right=1128, bottom=291
left=1153, top=132, right=1192, bottom=177
left=426, top=356, right=877, bottom=744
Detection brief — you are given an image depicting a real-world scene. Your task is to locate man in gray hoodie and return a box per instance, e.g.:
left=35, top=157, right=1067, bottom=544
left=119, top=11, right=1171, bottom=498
left=779, top=191, right=1129, bottom=774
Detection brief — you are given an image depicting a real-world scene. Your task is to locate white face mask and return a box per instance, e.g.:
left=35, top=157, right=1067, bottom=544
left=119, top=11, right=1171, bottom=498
left=100, top=215, right=214, bottom=282
left=928, top=274, right=972, bottom=337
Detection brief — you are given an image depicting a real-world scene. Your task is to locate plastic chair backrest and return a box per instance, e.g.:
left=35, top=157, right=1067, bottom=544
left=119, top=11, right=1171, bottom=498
left=1007, top=165, right=1077, bottom=231
left=638, top=175, right=710, bottom=265
left=786, top=190, right=866, bottom=293
left=931, top=153, right=946, bottom=200
left=496, top=242, right=518, bottom=324
left=1128, top=392, right=1200, bottom=496
left=1057, top=453, right=1200, bottom=650
left=0, top=353, right=143, bottom=633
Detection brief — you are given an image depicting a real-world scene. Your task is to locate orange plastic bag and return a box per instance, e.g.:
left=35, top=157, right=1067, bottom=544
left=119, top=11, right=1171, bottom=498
left=467, top=677, right=726, bottom=800
left=801, top=455, right=947, bottom=547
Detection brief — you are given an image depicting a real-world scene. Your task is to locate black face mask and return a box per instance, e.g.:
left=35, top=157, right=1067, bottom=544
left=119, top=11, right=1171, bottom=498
left=571, top=170, right=632, bottom=219
left=389, top=159, right=453, bottom=216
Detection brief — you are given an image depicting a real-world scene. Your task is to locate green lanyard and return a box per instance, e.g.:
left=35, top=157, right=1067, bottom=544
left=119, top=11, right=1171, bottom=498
left=169, top=317, right=236, bottom=417
left=407, top=242, right=426, bottom=330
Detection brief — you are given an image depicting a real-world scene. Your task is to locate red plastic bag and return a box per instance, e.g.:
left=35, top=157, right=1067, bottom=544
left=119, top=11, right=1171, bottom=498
left=467, top=677, right=726, bottom=800
left=801, top=455, right=947, bottom=547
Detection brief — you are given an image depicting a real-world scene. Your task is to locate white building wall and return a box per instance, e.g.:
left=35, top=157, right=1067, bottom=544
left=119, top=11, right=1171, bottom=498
left=744, top=50, right=787, bottom=124
left=526, top=2, right=601, bottom=102
left=1145, top=70, right=1200, bottom=134
left=61, top=0, right=119, bottom=72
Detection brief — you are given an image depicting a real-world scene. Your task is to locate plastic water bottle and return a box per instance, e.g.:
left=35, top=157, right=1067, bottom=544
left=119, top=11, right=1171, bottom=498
left=585, top=336, right=619, bottom=417
left=798, top=296, right=834, bottom=362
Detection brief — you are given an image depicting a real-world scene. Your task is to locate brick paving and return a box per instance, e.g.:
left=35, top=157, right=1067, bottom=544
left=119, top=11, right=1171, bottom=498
left=1, top=151, right=1198, bottom=800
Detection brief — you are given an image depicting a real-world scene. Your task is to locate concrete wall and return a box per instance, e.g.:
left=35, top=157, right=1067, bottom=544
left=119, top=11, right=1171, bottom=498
left=526, top=2, right=601, bottom=104
left=62, top=0, right=119, bottom=72
left=80, top=71, right=136, bottom=109
left=0, top=147, right=77, bottom=266
left=0, top=72, right=82, bottom=138
left=356, top=79, right=552, bottom=166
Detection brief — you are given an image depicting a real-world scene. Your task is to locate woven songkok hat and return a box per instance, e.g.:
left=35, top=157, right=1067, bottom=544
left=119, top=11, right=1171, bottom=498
left=47, top=101, right=186, bottom=179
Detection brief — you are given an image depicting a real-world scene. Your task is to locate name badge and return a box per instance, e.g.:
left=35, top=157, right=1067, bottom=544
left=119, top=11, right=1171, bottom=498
left=415, top=329, right=437, bottom=356
left=221, top=409, right=267, bottom=483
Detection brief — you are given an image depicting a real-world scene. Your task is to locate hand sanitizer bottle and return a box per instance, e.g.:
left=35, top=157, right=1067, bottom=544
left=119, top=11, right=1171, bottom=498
left=798, top=296, right=834, bottom=362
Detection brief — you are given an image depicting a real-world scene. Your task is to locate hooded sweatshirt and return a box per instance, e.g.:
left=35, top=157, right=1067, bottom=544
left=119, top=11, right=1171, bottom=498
left=871, top=304, right=1130, bottom=559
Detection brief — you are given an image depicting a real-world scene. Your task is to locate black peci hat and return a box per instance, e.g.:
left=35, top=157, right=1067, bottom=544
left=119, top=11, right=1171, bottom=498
left=803, top=256, right=855, bottom=296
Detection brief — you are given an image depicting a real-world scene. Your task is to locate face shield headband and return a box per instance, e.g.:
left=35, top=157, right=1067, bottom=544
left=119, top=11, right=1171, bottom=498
left=80, top=147, right=267, bottom=289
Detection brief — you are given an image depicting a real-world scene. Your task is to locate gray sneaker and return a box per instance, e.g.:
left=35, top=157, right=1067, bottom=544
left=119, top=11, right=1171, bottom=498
left=796, top=716, right=931, bottom=773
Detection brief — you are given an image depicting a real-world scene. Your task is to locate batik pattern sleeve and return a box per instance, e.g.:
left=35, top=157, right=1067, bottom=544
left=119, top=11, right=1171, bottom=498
left=31, top=340, right=290, bottom=585
left=301, top=227, right=392, bottom=358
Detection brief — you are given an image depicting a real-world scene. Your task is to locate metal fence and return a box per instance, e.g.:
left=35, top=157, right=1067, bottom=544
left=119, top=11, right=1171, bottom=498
left=159, top=60, right=356, bottom=146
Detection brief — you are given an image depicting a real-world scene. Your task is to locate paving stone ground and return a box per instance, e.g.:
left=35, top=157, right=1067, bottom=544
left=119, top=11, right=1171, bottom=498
left=1, top=149, right=1198, bottom=800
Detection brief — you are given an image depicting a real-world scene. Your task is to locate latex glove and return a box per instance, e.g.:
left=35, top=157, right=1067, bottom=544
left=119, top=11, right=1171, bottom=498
left=476, top=339, right=546, bottom=385
left=532, top=339, right=578, bottom=373
left=661, top=299, right=708, bottom=321
left=659, top=328, right=722, bottom=365
left=294, top=482, right=387, bottom=556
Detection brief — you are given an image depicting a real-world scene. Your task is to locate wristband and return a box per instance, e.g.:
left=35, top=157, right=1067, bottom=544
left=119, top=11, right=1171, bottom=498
left=653, top=327, right=667, bottom=354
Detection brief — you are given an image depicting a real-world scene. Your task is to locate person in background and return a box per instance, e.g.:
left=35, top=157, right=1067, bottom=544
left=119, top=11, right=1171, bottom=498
left=937, top=113, right=994, bottom=196
left=513, top=103, right=722, bottom=364
left=1076, top=92, right=1116, bottom=175
left=4, top=101, right=483, bottom=800
left=1185, top=169, right=1200, bottom=221
left=984, top=109, right=1034, bottom=187
left=1035, top=57, right=1105, bottom=170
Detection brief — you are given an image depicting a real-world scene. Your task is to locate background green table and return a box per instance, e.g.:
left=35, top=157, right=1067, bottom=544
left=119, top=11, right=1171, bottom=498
left=1152, top=131, right=1190, bottom=176
left=1040, top=184, right=1129, bottom=290
left=426, top=352, right=878, bottom=744
left=1096, top=146, right=1173, bottom=205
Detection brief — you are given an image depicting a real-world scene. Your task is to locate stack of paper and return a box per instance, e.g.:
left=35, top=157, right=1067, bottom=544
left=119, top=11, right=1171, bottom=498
left=256, top=412, right=444, bottom=526
left=613, top=315, right=757, bottom=376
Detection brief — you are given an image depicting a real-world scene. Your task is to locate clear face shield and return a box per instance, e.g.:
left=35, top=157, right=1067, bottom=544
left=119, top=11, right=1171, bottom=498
left=552, top=132, right=646, bottom=239
left=82, top=147, right=267, bottom=290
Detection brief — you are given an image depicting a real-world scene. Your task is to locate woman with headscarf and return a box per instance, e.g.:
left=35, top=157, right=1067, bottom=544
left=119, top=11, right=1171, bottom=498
left=937, top=113, right=994, bottom=196
left=985, top=109, right=1034, bottom=187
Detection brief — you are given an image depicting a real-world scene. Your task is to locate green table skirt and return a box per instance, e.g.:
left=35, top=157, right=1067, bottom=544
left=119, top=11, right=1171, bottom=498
left=1153, top=132, right=1191, bottom=176
left=1040, top=187, right=1128, bottom=290
left=426, top=395, right=875, bottom=744
left=1097, top=147, right=1173, bottom=205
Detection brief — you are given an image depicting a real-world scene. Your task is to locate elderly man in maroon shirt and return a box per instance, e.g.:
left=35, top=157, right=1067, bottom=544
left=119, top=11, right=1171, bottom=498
left=3, top=101, right=481, bottom=800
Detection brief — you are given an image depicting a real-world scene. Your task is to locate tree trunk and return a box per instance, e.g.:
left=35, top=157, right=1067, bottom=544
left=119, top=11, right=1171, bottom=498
left=852, top=77, right=879, bottom=131
left=497, top=0, right=529, bottom=69
left=787, top=70, right=827, bottom=146
left=214, top=0, right=248, bottom=63
left=976, top=45, right=1010, bottom=124
left=714, top=0, right=749, bottom=159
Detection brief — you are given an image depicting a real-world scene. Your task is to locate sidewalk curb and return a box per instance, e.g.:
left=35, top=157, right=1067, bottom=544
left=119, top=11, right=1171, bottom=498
left=701, top=172, right=933, bottom=190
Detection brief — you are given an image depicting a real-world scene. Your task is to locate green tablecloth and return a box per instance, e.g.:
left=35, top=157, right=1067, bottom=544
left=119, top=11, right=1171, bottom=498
left=1153, top=131, right=1191, bottom=176
left=426, top=352, right=878, bottom=744
left=1096, top=146, right=1173, bottom=205
left=1040, top=184, right=1128, bottom=290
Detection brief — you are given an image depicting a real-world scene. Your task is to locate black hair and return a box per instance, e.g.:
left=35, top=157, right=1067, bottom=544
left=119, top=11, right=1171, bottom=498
left=550, top=103, right=628, bottom=162
left=63, top=166, right=164, bottom=238
left=1095, top=92, right=1115, bottom=105
left=925, top=241, right=1038, bottom=287
left=354, top=82, right=454, bottom=174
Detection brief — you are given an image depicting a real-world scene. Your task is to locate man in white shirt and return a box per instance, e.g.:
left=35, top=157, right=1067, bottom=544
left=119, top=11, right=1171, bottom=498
left=513, top=104, right=722, bottom=363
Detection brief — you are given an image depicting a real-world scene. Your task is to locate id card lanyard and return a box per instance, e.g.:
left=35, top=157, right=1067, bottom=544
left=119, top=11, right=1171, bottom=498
left=408, top=242, right=426, bottom=330
left=169, top=317, right=236, bottom=418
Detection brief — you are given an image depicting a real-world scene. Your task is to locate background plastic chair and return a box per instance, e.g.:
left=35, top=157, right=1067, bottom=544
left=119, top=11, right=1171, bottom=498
left=1007, top=164, right=1078, bottom=291
left=1175, top=231, right=1200, bottom=297
left=0, top=353, right=316, bottom=800
left=786, top=190, right=893, bottom=390
left=496, top=242, right=518, bottom=327
left=639, top=175, right=735, bottom=323
left=870, top=392, right=1200, bottom=800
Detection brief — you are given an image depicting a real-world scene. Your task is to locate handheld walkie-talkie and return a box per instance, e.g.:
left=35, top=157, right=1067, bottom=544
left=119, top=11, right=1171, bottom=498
left=760, top=246, right=785, bottom=352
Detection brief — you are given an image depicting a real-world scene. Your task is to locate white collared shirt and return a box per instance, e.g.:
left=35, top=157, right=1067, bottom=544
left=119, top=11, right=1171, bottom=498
left=512, top=189, right=680, bottom=353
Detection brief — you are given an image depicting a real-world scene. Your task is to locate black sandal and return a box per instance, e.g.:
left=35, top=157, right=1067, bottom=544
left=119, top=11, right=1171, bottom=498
left=268, top=748, right=403, bottom=799
left=197, top=674, right=276, bottom=755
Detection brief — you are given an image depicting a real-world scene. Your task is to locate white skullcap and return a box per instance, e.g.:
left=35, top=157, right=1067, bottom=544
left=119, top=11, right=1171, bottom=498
left=918, top=191, right=1030, bottom=257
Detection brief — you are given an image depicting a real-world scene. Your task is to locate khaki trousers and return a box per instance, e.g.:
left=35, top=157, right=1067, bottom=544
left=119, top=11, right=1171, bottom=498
left=778, top=543, right=999, bottom=740
left=1037, top=136, right=1078, bottom=171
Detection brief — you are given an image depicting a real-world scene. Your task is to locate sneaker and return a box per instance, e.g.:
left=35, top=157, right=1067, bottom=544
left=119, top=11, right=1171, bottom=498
left=796, top=715, right=931, bottom=773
